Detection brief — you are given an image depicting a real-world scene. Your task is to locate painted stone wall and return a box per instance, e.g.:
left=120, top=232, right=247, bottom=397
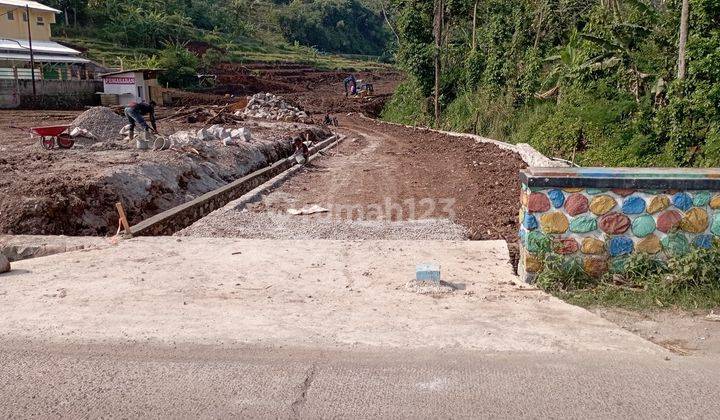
left=518, top=168, right=720, bottom=282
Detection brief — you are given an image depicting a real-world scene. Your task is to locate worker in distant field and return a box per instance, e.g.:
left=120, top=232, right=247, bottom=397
left=124, top=100, right=157, bottom=140
left=323, top=113, right=339, bottom=127
left=343, top=75, right=357, bottom=97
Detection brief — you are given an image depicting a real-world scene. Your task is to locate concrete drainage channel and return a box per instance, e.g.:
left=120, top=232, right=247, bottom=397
left=128, top=134, right=343, bottom=236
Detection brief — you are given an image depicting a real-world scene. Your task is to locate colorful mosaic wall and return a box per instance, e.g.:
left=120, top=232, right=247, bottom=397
left=518, top=174, right=720, bottom=282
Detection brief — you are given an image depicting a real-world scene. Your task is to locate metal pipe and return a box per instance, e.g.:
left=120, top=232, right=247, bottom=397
left=25, top=5, right=35, bottom=95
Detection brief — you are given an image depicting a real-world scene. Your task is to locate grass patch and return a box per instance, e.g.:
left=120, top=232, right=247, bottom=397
left=381, top=78, right=432, bottom=126
left=558, top=283, right=720, bottom=311
left=536, top=248, right=720, bottom=311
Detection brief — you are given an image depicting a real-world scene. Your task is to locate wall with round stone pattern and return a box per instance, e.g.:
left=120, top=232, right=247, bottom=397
left=518, top=185, right=720, bottom=280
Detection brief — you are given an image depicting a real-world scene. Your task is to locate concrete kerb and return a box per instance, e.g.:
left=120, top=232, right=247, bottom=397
left=356, top=113, right=569, bottom=168
left=219, top=135, right=346, bottom=213
left=128, top=134, right=341, bottom=236
left=0, top=235, right=110, bottom=262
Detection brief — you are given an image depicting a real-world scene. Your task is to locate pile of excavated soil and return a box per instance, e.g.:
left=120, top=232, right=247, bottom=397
left=0, top=108, right=330, bottom=235
left=209, top=62, right=401, bottom=117
left=280, top=72, right=401, bottom=117
left=69, top=107, right=126, bottom=142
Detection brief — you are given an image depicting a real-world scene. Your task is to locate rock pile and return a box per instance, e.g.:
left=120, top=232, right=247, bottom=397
left=69, top=106, right=126, bottom=142
left=168, top=124, right=252, bottom=148
left=238, top=93, right=310, bottom=122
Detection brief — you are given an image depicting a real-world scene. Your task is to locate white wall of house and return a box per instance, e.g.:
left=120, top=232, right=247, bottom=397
left=102, top=71, right=154, bottom=106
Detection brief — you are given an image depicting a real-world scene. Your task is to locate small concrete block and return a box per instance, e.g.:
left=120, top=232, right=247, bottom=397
left=416, top=263, right=440, bottom=283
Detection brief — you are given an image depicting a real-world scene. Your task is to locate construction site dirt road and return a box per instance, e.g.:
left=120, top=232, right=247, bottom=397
left=181, top=114, right=526, bottom=246
left=0, top=66, right=525, bottom=247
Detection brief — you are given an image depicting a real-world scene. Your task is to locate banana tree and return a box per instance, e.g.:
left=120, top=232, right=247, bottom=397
left=537, top=30, right=588, bottom=102
left=580, top=22, right=653, bottom=102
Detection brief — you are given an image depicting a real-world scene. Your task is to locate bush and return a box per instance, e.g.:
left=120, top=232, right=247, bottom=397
left=442, top=88, right=516, bottom=138
left=664, top=244, right=720, bottom=291
left=510, top=87, right=639, bottom=165
left=380, top=78, right=431, bottom=126
left=535, top=256, right=594, bottom=292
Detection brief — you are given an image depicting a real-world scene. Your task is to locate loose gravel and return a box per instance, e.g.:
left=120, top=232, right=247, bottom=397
left=404, top=280, right=457, bottom=295
left=176, top=209, right=468, bottom=240
left=69, top=107, right=126, bottom=142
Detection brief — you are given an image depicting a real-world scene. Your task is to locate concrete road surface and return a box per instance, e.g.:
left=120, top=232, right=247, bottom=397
left=1, top=341, right=719, bottom=418
left=0, top=237, right=660, bottom=353
left=1, top=237, right=718, bottom=417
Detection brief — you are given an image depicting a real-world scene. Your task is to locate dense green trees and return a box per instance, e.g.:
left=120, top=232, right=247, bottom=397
left=383, top=0, right=720, bottom=167
left=47, top=1, right=390, bottom=55
left=278, top=0, right=390, bottom=55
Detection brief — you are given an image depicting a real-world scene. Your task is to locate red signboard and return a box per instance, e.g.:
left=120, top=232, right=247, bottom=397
left=104, top=76, right=136, bottom=85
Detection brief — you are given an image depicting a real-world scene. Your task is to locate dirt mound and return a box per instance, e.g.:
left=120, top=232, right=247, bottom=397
left=166, top=89, right=236, bottom=106
left=70, top=107, right=126, bottom=142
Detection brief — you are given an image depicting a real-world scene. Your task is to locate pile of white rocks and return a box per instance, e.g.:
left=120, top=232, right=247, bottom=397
left=237, top=93, right=309, bottom=122
left=168, top=124, right=252, bottom=148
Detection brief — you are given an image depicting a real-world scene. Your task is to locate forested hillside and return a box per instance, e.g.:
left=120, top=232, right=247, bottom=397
left=45, top=0, right=391, bottom=56
left=382, top=0, right=720, bottom=168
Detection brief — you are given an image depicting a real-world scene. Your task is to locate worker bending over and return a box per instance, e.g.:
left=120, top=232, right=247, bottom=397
left=343, top=75, right=357, bottom=97
left=293, top=136, right=310, bottom=164
left=124, top=101, right=157, bottom=140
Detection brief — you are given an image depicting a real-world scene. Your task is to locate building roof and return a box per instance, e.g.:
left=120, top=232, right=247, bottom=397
left=0, top=52, right=89, bottom=63
left=0, top=39, right=81, bottom=55
left=0, top=1, right=60, bottom=13
left=100, top=68, right=162, bottom=78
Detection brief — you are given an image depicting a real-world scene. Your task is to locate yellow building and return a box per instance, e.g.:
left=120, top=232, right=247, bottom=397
left=0, top=0, right=57, bottom=41
left=0, top=0, right=90, bottom=80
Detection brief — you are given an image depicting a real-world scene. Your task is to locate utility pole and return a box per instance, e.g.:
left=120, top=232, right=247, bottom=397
left=677, top=0, right=689, bottom=80
left=433, top=0, right=443, bottom=127
left=26, top=5, right=36, bottom=95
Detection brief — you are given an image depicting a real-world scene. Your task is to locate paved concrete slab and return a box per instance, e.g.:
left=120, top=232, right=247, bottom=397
left=0, top=342, right=716, bottom=418
left=0, top=237, right=661, bottom=354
